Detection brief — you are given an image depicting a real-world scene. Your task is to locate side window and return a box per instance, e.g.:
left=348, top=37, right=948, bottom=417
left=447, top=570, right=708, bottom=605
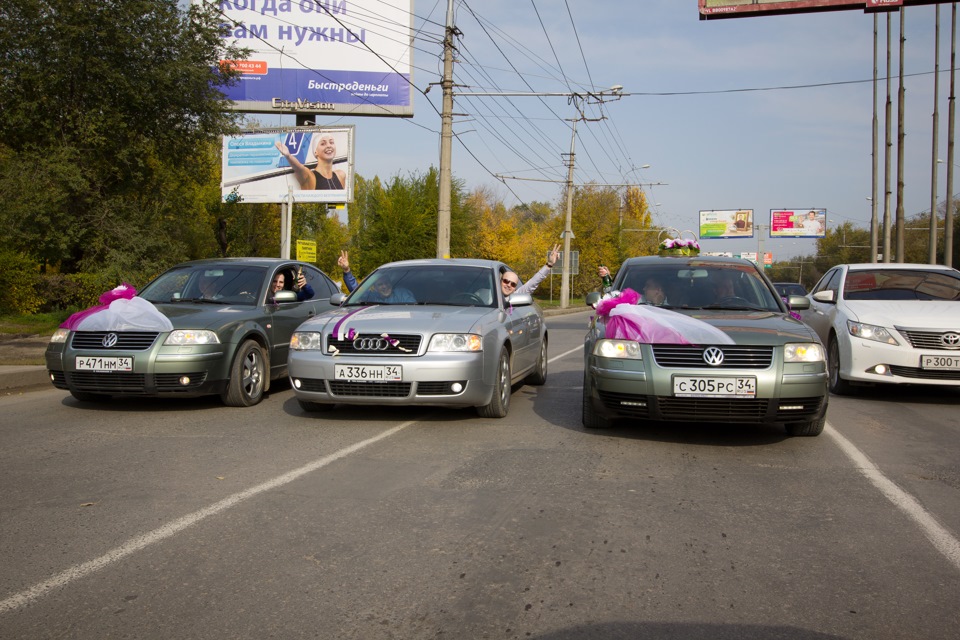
left=811, top=268, right=837, bottom=295
left=305, top=266, right=337, bottom=298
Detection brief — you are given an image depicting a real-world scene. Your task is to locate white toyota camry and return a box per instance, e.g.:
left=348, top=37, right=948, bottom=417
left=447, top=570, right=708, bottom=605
left=799, top=263, right=960, bottom=394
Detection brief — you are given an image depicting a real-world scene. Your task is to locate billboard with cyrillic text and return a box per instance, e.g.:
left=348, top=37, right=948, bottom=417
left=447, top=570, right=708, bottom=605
left=202, top=0, right=414, bottom=117
left=698, top=1, right=951, bottom=20
left=221, top=126, right=355, bottom=203
left=770, top=208, right=827, bottom=238
left=699, top=210, right=755, bottom=239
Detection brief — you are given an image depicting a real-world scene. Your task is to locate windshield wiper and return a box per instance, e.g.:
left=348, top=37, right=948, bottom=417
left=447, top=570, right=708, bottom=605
left=701, top=302, right=765, bottom=311
left=177, top=297, right=231, bottom=304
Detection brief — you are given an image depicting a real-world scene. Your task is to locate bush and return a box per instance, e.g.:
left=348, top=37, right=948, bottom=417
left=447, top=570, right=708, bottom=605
left=0, top=250, right=43, bottom=315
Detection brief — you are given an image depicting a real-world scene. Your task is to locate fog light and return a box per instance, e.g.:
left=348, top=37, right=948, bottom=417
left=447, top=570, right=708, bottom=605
left=874, top=364, right=888, bottom=375
left=293, top=378, right=302, bottom=389
left=779, top=404, right=803, bottom=411
left=179, top=376, right=191, bottom=386
left=451, top=382, right=463, bottom=393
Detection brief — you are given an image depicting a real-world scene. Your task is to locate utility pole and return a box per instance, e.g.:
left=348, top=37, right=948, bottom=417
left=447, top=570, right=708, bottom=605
left=437, top=0, right=456, bottom=259
left=884, top=11, right=893, bottom=263
left=896, top=7, right=906, bottom=262
left=561, top=112, right=579, bottom=309
left=930, top=5, right=941, bottom=265
left=947, top=2, right=957, bottom=268
left=871, top=13, right=879, bottom=263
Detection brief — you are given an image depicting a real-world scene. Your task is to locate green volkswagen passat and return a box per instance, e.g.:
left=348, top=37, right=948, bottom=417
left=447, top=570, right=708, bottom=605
left=46, top=258, right=340, bottom=406
left=583, top=256, right=828, bottom=436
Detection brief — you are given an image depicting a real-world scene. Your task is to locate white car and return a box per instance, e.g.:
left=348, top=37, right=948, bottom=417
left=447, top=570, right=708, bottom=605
left=800, top=263, right=960, bottom=394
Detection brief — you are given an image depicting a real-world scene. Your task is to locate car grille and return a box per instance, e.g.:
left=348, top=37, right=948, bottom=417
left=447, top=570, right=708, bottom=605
left=71, top=331, right=160, bottom=351
left=328, top=380, right=411, bottom=397
left=897, top=328, right=960, bottom=350
left=327, top=333, right=422, bottom=356
left=888, top=365, right=960, bottom=381
left=652, top=345, right=774, bottom=369
left=67, top=371, right=147, bottom=392
left=657, top=396, right=769, bottom=421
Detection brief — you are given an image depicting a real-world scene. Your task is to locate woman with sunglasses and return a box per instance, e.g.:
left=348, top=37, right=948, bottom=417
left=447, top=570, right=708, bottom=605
left=500, top=244, right=560, bottom=298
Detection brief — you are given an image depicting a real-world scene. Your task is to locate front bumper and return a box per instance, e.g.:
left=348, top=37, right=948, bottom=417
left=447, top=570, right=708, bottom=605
left=288, top=350, right=493, bottom=408
left=840, top=335, right=960, bottom=387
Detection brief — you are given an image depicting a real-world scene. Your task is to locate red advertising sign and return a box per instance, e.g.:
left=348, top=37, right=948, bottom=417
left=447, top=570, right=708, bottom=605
left=699, top=0, right=937, bottom=19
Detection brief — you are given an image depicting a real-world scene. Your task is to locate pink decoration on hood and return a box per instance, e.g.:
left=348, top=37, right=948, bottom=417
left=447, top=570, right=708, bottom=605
left=60, top=283, right=137, bottom=330
left=595, top=288, right=640, bottom=317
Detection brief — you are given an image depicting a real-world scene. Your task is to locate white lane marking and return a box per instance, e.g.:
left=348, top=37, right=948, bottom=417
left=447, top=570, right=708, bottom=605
left=825, top=422, right=960, bottom=572
left=549, top=345, right=582, bottom=363
left=0, top=421, right=416, bottom=614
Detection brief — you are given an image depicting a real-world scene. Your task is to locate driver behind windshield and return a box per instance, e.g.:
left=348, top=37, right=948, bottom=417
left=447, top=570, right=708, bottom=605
left=360, top=273, right=416, bottom=304
left=711, top=271, right=736, bottom=301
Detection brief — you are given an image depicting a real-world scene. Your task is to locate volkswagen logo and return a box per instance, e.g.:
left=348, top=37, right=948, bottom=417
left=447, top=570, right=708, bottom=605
left=941, top=332, right=960, bottom=348
left=353, top=337, right=389, bottom=351
left=102, top=333, right=119, bottom=348
left=702, top=346, right=725, bottom=366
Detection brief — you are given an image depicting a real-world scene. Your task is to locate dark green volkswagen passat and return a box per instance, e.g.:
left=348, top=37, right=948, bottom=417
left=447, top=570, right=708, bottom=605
left=583, top=256, right=828, bottom=436
left=46, top=258, right=340, bottom=406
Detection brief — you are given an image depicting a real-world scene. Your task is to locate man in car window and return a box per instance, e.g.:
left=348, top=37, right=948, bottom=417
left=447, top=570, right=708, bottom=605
left=271, top=270, right=315, bottom=302
left=641, top=277, right=669, bottom=305
left=500, top=244, right=561, bottom=298
left=362, top=274, right=416, bottom=304
left=711, top=272, right=736, bottom=301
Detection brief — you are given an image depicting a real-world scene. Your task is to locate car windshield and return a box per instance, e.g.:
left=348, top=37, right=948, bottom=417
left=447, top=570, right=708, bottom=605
left=140, top=265, right=266, bottom=305
left=842, top=269, right=960, bottom=301
left=345, top=264, right=497, bottom=307
left=617, top=263, right=782, bottom=311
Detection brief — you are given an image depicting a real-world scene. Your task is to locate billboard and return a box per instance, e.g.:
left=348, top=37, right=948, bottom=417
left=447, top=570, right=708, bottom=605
left=770, top=208, right=827, bottom=238
left=205, top=0, right=414, bottom=117
left=699, top=210, right=755, bottom=239
left=221, top=127, right=355, bottom=204
left=697, top=1, right=952, bottom=19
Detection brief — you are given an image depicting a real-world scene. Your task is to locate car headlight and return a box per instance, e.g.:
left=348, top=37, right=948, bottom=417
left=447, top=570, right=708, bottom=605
left=784, top=343, right=825, bottom=363
left=428, top=334, right=482, bottom=352
left=846, top=320, right=899, bottom=345
left=164, top=330, right=220, bottom=346
left=593, top=339, right=642, bottom=360
left=50, top=328, right=71, bottom=343
left=291, top=331, right=324, bottom=350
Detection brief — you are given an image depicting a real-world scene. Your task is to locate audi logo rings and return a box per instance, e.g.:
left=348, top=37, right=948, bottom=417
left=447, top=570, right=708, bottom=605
left=353, top=337, right=390, bottom=351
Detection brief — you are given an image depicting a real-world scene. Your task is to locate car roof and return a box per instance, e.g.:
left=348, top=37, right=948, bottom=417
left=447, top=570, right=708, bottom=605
left=376, top=258, right=504, bottom=269
left=839, top=262, right=960, bottom=273
left=620, top=255, right=757, bottom=268
left=178, top=257, right=304, bottom=268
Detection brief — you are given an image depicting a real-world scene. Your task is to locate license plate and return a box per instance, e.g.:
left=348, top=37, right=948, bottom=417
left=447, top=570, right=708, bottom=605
left=921, top=354, right=960, bottom=370
left=76, top=356, right=133, bottom=372
left=673, top=376, right=756, bottom=398
left=334, top=364, right=402, bottom=382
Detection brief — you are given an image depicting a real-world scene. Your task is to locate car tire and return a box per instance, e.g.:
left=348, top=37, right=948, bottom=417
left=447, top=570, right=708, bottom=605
left=785, top=413, right=825, bottom=437
left=526, top=337, right=548, bottom=386
left=69, top=390, right=109, bottom=402
left=581, top=371, right=611, bottom=429
left=477, top=347, right=511, bottom=418
left=222, top=339, right=266, bottom=407
left=828, top=336, right=854, bottom=396
left=298, top=399, right=334, bottom=413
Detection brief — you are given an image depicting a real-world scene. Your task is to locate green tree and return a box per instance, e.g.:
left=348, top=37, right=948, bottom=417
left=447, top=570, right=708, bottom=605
left=0, top=0, right=247, bottom=277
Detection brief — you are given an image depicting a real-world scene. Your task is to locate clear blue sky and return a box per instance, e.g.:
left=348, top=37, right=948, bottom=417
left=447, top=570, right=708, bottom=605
left=252, top=0, right=954, bottom=261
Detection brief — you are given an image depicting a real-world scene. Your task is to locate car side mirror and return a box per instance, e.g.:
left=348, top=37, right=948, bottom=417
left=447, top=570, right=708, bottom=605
left=330, top=292, right=346, bottom=306
left=507, top=292, right=534, bottom=306
left=585, top=291, right=601, bottom=308
left=812, top=290, right=835, bottom=304
left=273, top=290, right=298, bottom=303
left=787, top=295, right=810, bottom=310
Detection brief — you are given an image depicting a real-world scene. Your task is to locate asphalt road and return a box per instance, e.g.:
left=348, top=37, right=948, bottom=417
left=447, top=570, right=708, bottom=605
left=1, top=310, right=958, bottom=639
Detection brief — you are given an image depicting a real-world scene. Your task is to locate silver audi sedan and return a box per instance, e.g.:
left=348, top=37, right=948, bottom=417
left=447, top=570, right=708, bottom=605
left=287, top=259, right=548, bottom=418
